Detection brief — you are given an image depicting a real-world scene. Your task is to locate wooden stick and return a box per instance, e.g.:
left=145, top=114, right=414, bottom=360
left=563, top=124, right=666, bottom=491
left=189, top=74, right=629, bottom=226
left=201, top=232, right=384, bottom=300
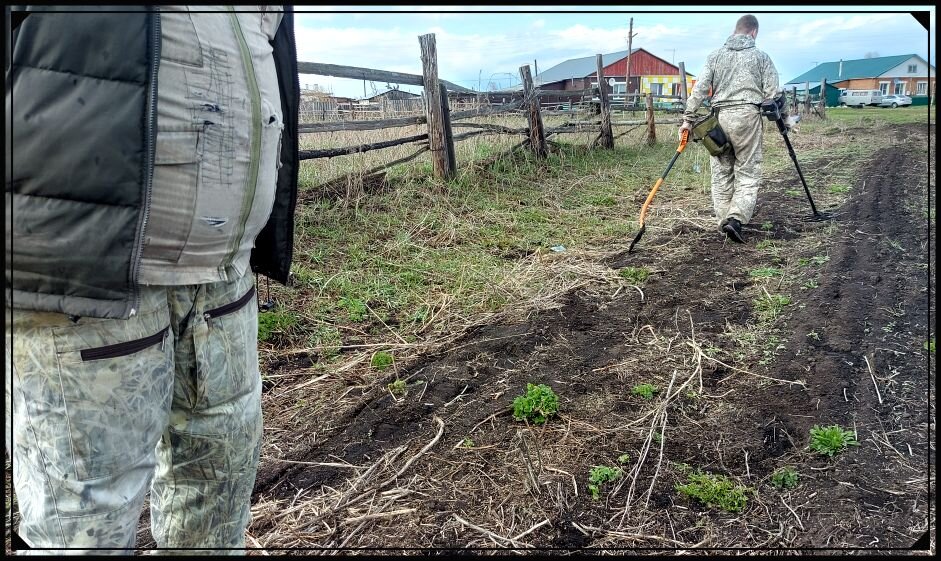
left=864, top=355, right=883, bottom=404
left=299, top=133, right=427, bottom=160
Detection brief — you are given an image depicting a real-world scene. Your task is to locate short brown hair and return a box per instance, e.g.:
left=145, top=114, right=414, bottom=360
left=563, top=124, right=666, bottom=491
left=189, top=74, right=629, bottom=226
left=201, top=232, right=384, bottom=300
left=735, top=14, right=759, bottom=34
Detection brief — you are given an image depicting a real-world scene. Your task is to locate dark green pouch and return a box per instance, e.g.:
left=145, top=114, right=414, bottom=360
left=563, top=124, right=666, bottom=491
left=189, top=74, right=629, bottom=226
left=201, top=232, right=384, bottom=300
left=691, top=112, right=732, bottom=157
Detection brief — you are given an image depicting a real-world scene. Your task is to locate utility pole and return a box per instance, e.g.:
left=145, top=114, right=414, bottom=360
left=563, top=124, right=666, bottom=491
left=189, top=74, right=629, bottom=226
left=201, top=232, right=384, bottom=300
left=625, top=17, right=637, bottom=103
left=534, top=59, right=538, bottom=77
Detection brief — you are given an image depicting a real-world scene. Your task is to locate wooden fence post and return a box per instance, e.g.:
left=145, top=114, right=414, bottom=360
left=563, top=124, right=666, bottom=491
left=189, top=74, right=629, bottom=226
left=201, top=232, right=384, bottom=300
left=439, top=86, right=456, bottom=173
left=596, top=54, right=614, bottom=148
left=803, top=81, right=811, bottom=114
left=519, top=64, right=547, bottom=157
left=678, top=61, right=688, bottom=106
left=818, top=77, right=827, bottom=120
left=645, top=93, right=656, bottom=145
left=791, top=86, right=798, bottom=115
left=419, top=33, right=456, bottom=180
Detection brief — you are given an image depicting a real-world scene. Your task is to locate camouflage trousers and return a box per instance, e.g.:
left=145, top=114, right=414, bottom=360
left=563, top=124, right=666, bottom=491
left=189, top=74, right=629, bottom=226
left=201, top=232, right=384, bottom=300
left=710, top=105, right=765, bottom=227
left=5, top=273, right=263, bottom=555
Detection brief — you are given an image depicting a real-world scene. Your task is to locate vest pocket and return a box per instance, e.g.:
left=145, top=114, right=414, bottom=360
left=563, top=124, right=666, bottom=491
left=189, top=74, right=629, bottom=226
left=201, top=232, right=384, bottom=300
left=143, top=131, right=201, bottom=263
left=160, top=10, right=204, bottom=67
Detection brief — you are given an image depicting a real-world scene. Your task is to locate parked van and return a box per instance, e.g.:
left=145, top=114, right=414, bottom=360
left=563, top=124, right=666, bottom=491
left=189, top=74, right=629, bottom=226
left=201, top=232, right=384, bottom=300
left=838, top=90, right=883, bottom=108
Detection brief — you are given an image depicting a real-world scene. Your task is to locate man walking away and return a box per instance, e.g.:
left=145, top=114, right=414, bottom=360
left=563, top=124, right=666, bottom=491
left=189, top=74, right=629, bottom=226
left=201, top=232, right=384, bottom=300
left=679, top=14, right=790, bottom=244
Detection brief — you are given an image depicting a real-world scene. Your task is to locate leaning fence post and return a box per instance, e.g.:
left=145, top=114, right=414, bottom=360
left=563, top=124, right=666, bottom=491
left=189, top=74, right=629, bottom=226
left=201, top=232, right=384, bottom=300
left=678, top=61, right=688, bottom=106
left=645, top=92, right=656, bottom=145
left=818, top=77, right=827, bottom=120
left=419, top=33, right=456, bottom=179
left=596, top=54, right=614, bottom=148
left=791, top=86, right=798, bottom=115
left=519, top=64, right=547, bottom=157
left=803, top=81, right=811, bottom=114
left=439, top=86, right=457, bottom=173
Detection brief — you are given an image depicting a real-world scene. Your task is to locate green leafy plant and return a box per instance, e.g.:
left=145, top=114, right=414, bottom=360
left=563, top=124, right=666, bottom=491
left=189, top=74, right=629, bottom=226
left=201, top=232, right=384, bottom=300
left=617, top=454, right=631, bottom=464
left=811, top=254, right=830, bottom=266
left=387, top=379, right=407, bottom=397
left=809, top=424, right=858, bottom=457
left=338, top=296, right=368, bottom=322
left=925, top=337, right=935, bottom=353
left=587, top=465, right=623, bottom=500
left=257, top=309, right=298, bottom=342
left=462, top=437, right=475, bottom=448
left=801, top=278, right=819, bottom=290
left=512, top=383, right=560, bottom=424
left=371, top=350, right=395, bottom=370
left=676, top=471, right=751, bottom=512
left=755, top=240, right=775, bottom=250
left=806, top=330, right=820, bottom=341
left=631, top=383, right=659, bottom=400
left=619, top=266, right=650, bottom=284
left=754, top=293, right=791, bottom=323
left=760, top=221, right=774, bottom=231
left=828, top=184, right=849, bottom=194
left=749, top=267, right=782, bottom=278
left=770, top=466, right=799, bottom=489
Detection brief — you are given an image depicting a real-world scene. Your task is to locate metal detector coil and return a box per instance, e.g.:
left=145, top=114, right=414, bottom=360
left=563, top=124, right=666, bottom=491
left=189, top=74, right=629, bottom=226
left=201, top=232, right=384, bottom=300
left=760, top=93, right=787, bottom=122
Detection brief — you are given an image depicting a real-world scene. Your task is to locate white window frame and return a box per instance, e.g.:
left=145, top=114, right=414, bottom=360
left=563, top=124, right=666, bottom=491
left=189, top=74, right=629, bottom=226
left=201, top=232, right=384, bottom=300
left=894, top=82, right=906, bottom=95
left=879, top=81, right=891, bottom=95
left=649, top=82, right=664, bottom=96
left=907, top=64, right=918, bottom=73
left=916, top=81, right=928, bottom=95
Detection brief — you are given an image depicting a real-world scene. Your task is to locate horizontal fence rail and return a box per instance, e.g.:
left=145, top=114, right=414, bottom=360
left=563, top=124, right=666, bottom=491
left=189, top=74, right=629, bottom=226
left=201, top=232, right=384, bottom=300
left=295, top=37, right=702, bottom=176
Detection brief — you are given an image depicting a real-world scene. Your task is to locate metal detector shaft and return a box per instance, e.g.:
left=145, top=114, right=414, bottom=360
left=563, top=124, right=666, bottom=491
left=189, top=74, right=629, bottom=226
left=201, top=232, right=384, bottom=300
left=775, top=119, right=821, bottom=216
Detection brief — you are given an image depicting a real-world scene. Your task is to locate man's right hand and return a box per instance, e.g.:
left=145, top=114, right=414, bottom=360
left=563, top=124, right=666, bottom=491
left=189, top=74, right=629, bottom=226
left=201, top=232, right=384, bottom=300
left=678, top=121, right=692, bottom=141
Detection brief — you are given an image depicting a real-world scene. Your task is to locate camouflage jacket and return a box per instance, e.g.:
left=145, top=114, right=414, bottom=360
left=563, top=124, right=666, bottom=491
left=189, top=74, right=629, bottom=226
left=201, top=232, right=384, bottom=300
left=683, top=34, right=780, bottom=121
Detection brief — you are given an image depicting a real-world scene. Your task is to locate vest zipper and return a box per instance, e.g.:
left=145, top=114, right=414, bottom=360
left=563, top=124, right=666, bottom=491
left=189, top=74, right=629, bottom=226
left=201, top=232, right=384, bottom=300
left=81, top=326, right=169, bottom=361
left=223, top=7, right=262, bottom=274
left=130, top=8, right=161, bottom=318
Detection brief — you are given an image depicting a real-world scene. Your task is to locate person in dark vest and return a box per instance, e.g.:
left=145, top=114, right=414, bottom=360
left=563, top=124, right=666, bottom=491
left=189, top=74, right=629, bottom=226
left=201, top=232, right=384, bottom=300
left=6, top=6, right=299, bottom=553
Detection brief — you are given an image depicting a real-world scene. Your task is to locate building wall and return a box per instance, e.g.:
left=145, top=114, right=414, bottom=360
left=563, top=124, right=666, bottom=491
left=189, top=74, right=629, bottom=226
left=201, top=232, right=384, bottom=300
left=881, top=56, right=935, bottom=79
left=835, top=77, right=936, bottom=97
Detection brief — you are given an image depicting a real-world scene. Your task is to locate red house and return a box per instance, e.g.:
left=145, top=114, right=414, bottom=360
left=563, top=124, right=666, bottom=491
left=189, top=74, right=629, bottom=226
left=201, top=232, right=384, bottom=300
left=534, top=48, right=695, bottom=104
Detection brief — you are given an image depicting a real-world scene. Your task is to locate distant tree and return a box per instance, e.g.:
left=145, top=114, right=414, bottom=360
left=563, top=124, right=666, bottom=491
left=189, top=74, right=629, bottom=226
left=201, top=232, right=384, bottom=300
left=864, top=51, right=880, bottom=59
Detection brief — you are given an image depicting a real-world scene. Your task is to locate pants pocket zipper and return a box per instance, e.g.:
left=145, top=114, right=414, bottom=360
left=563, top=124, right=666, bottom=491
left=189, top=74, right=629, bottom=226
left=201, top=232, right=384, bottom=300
left=80, top=326, right=170, bottom=362
left=203, top=286, right=257, bottom=328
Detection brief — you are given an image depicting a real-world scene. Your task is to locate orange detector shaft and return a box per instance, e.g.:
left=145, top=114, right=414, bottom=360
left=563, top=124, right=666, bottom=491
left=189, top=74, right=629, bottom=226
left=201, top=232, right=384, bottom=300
left=627, top=129, right=690, bottom=253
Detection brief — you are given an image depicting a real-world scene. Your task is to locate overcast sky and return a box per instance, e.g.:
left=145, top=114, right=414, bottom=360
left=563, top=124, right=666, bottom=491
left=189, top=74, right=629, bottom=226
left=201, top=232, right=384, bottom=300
left=293, top=5, right=935, bottom=98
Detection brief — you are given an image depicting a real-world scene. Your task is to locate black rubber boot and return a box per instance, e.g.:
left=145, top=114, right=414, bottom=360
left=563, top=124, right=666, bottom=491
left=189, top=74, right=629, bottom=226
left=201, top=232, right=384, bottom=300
left=722, top=218, right=745, bottom=244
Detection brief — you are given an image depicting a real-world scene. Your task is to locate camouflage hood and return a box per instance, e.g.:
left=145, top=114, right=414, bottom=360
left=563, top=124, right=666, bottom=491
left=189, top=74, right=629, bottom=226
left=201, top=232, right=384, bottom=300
left=723, top=33, right=756, bottom=51
left=682, top=32, right=780, bottom=120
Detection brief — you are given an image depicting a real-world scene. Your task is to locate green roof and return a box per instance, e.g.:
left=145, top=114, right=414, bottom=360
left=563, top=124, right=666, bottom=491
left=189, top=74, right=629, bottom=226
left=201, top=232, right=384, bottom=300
left=786, top=54, right=916, bottom=85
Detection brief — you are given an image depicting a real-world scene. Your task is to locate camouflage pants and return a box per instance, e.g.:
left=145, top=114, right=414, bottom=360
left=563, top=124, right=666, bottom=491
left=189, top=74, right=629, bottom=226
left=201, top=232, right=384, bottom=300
left=710, top=106, right=765, bottom=227
left=5, top=273, right=263, bottom=555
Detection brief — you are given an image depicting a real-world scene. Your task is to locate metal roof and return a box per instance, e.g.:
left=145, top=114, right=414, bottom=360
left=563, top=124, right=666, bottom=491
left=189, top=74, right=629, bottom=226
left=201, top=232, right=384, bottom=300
left=786, top=54, right=921, bottom=85
left=533, top=49, right=639, bottom=85
left=782, top=81, right=840, bottom=91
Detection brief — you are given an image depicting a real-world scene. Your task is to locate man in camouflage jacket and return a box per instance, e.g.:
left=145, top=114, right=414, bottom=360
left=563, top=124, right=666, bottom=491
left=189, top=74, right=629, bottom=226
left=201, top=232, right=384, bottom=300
left=679, top=14, right=783, bottom=243
left=6, top=6, right=298, bottom=554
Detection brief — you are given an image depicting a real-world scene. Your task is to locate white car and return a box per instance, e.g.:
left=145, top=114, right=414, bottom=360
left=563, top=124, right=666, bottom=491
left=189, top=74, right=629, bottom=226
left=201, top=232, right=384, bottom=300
left=879, top=94, right=912, bottom=108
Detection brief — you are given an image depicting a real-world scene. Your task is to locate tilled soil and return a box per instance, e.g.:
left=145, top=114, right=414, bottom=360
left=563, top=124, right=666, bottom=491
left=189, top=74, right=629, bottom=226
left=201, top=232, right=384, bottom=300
left=246, top=122, right=934, bottom=552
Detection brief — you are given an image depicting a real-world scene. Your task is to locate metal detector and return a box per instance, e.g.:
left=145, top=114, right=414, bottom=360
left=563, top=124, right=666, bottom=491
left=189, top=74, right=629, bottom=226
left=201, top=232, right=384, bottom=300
left=760, top=94, right=834, bottom=221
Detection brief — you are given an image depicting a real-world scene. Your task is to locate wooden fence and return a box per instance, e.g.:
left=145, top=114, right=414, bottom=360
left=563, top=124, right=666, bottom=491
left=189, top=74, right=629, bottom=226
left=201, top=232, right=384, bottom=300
left=298, top=33, right=688, bottom=180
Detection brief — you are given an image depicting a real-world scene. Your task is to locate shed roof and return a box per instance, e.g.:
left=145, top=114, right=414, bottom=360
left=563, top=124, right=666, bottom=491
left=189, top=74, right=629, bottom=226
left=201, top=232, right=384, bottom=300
left=534, top=49, right=638, bottom=85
